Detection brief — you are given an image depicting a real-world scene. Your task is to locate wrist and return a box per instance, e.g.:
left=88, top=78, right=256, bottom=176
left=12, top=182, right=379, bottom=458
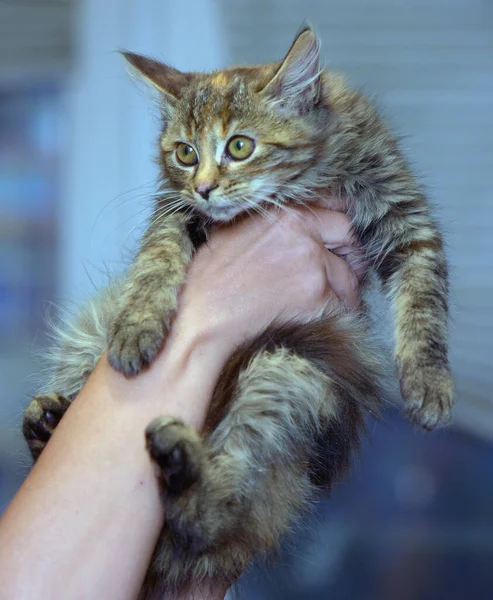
left=164, top=304, right=236, bottom=375
left=145, top=323, right=230, bottom=431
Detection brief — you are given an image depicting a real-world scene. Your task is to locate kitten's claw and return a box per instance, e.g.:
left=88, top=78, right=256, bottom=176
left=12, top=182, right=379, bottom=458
left=400, top=365, right=454, bottom=430
left=108, top=316, right=165, bottom=377
left=145, top=416, right=203, bottom=495
left=23, top=392, right=70, bottom=460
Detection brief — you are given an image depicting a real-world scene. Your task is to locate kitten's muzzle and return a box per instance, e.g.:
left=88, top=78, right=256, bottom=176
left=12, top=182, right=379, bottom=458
left=195, top=183, right=218, bottom=201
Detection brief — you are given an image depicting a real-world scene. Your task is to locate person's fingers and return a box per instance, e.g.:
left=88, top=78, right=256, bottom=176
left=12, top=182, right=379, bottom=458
left=331, top=243, right=367, bottom=282
left=294, top=207, right=355, bottom=249
left=291, top=206, right=367, bottom=285
left=322, top=250, right=361, bottom=309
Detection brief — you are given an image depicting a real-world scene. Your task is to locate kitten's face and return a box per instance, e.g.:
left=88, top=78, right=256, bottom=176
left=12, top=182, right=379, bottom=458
left=124, top=27, right=325, bottom=221
left=159, top=72, right=323, bottom=221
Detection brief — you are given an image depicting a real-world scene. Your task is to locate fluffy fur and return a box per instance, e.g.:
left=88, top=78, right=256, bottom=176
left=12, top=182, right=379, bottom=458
left=24, top=25, right=452, bottom=597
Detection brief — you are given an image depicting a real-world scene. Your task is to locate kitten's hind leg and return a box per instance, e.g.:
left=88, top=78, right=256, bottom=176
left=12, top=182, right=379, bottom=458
left=143, top=346, right=331, bottom=591
left=144, top=317, right=382, bottom=590
left=168, top=348, right=337, bottom=550
left=23, top=392, right=70, bottom=460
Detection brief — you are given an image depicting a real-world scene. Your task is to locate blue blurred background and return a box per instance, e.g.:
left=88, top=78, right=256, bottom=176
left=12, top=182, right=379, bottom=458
left=1, top=1, right=492, bottom=598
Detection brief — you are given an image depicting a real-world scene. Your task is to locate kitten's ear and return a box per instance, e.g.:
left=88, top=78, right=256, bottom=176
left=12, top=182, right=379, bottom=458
left=122, top=51, right=190, bottom=103
left=261, top=25, right=322, bottom=114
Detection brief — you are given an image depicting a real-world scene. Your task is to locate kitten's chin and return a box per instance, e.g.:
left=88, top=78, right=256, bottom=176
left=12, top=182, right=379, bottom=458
left=197, top=204, right=246, bottom=222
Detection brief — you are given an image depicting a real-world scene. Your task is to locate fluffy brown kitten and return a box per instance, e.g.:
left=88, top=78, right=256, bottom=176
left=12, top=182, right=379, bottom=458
left=24, top=26, right=453, bottom=597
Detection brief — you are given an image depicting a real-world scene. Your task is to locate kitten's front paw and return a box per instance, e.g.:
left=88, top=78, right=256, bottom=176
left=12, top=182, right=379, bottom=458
left=400, top=363, right=454, bottom=430
left=23, top=392, right=70, bottom=460
left=108, top=314, right=165, bottom=377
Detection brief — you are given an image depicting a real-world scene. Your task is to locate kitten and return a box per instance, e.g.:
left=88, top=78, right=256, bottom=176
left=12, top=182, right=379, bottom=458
left=23, top=26, right=453, bottom=597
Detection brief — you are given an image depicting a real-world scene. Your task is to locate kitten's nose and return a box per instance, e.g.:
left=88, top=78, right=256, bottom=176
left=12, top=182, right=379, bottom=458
left=195, top=183, right=217, bottom=201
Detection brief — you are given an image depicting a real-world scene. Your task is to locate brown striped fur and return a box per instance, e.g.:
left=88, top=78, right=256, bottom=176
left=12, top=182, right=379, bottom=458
left=24, top=25, right=452, bottom=597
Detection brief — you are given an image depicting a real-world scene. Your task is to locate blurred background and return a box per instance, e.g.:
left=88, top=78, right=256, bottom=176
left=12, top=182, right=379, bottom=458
left=0, top=0, right=492, bottom=598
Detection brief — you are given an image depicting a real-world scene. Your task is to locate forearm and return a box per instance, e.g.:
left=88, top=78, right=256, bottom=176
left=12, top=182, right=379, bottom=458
left=0, top=334, right=228, bottom=600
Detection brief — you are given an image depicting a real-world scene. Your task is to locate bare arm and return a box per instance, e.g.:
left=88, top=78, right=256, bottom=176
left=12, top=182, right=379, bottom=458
left=0, top=344, right=228, bottom=600
left=0, top=208, right=361, bottom=600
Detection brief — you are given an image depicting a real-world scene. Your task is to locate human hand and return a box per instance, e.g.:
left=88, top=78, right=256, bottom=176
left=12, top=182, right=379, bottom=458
left=169, top=205, right=364, bottom=364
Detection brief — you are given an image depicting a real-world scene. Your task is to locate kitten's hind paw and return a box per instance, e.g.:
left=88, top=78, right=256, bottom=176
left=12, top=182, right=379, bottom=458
left=145, top=416, right=203, bottom=495
left=146, top=419, right=242, bottom=554
left=108, top=314, right=165, bottom=377
left=23, top=392, right=70, bottom=460
left=400, top=364, right=454, bottom=430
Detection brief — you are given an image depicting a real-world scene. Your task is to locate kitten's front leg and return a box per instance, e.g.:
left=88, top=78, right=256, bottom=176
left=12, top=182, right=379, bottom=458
left=390, top=238, right=454, bottom=429
left=108, top=215, right=193, bottom=377
left=373, top=206, right=454, bottom=429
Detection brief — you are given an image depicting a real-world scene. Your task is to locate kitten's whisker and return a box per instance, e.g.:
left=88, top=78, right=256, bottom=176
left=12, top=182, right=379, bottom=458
left=101, top=205, right=154, bottom=246
left=154, top=200, right=187, bottom=218
left=124, top=214, right=156, bottom=242
left=157, top=203, right=184, bottom=216
left=91, top=179, right=158, bottom=232
left=155, top=203, right=189, bottom=222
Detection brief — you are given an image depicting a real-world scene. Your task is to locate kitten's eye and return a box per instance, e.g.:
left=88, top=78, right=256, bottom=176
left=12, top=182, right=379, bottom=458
left=226, top=136, right=255, bottom=161
left=176, top=143, right=198, bottom=166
